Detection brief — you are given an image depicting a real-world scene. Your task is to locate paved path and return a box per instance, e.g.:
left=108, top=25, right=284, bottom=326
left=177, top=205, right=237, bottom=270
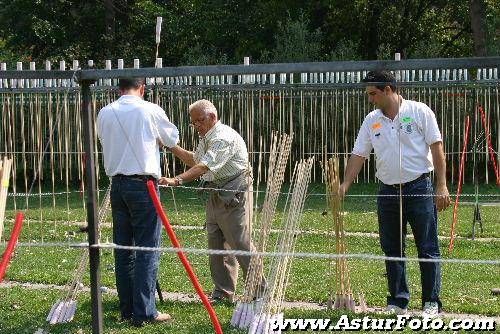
left=1, top=280, right=498, bottom=322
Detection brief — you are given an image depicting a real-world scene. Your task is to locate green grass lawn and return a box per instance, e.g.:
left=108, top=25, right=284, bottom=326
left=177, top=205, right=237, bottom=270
left=1, top=182, right=499, bottom=333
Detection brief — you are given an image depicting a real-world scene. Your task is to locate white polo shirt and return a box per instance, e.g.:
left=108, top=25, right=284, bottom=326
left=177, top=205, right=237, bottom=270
left=193, top=121, right=248, bottom=182
left=97, top=95, right=179, bottom=179
left=352, top=99, right=442, bottom=185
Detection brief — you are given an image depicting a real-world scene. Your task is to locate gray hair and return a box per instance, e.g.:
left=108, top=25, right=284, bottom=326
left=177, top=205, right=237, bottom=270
left=189, top=99, right=218, bottom=117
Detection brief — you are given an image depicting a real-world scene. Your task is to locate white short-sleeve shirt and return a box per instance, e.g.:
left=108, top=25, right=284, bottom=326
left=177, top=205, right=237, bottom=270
left=352, top=99, right=442, bottom=185
left=193, top=121, right=248, bottom=182
left=97, top=95, right=179, bottom=179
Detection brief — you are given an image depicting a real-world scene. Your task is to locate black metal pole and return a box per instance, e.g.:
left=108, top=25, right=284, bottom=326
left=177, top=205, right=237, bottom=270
left=81, top=79, right=103, bottom=333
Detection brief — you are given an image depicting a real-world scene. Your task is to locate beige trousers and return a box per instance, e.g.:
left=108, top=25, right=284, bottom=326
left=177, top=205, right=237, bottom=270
left=205, top=184, right=265, bottom=299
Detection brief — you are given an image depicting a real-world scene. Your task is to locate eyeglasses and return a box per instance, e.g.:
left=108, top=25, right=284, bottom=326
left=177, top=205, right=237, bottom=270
left=190, top=115, right=208, bottom=127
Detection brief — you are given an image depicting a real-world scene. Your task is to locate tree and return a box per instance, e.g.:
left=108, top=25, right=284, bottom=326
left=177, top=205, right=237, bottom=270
left=262, top=14, right=324, bottom=63
left=0, top=0, right=497, bottom=66
left=103, top=0, right=116, bottom=58
left=469, top=0, right=488, bottom=56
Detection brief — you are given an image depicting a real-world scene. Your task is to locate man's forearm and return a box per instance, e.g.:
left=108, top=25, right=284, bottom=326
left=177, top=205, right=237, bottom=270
left=430, top=141, right=451, bottom=211
left=342, top=154, right=366, bottom=189
left=177, top=163, right=209, bottom=182
left=430, top=141, right=446, bottom=186
left=170, top=145, right=196, bottom=167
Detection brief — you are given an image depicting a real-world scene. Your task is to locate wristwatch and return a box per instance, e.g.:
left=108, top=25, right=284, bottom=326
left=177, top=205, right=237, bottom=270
left=174, top=176, right=184, bottom=186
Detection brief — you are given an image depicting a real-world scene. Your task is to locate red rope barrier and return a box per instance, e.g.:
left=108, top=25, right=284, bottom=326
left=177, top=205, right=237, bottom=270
left=0, top=212, right=24, bottom=282
left=146, top=180, right=223, bottom=334
left=448, top=116, right=470, bottom=254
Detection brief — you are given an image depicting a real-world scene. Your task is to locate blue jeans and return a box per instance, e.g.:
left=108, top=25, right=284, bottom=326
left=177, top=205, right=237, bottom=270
left=111, top=177, right=162, bottom=322
left=377, top=176, right=442, bottom=310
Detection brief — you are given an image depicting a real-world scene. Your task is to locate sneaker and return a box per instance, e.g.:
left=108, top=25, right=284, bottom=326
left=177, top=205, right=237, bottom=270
left=422, top=302, right=439, bottom=318
left=132, top=313, right=171, bottom=327
left=384, top=304, right=407, bottom=315
left=154, top=312, right=172, bottom=323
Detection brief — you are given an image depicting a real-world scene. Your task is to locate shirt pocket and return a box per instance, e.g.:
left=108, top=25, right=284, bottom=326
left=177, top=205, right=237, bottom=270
left=370, top=130, right=386, bottom=155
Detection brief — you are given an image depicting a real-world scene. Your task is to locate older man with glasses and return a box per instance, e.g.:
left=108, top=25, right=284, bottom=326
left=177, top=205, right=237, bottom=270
left=161, top=99, right=266, bottom=303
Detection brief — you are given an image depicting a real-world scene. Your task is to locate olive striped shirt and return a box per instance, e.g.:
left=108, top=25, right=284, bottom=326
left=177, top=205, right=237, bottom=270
left=193, top=121, right=248, bottom=182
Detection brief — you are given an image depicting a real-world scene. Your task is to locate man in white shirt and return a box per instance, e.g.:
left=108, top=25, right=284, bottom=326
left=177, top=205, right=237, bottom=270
left=340, top=71, right=450, bottom=317
left=161, top=99, right=266, bottom=303
left=97, top=77, right=178, bottom=326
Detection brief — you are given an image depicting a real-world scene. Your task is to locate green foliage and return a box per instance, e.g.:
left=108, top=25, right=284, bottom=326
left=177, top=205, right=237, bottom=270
left=262, top=13, right=324, bottom=63
left=182, top=44, right=229, bottom=66
left=329, top=39, right=363, bottom=61
left=485, top=0, right=500, bottom=56
left=0, top=1, right=498, bottom=65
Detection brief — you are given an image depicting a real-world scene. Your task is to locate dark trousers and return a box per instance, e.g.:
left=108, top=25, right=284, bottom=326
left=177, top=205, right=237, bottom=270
left=111, top=177, right=162, bottom=322
left=377, top=176, right=442, bottom=310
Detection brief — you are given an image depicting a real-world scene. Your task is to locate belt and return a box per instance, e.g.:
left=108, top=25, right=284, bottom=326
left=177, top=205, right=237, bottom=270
left=384, top=173, right=429, bottom=189
left=112, top=174, right=157, bottom=182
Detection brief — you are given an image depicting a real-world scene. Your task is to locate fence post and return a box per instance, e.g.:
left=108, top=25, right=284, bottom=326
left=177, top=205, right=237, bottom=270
left=394, top=53, right=401, bottom=82
left=0, top=63, right=6, bottom=88
left=105, top=60, right=112, bottom=86
left=72, top=60, right=79, bottom=86
left=81, top=78, right=103, bottom=334
left=45, top=61, right=52, bottom=88
left=59, top=61, right=66, bottom=87
left=29, top=62, right=36, bottom=88
left=15, top=62, right=23, bottom=88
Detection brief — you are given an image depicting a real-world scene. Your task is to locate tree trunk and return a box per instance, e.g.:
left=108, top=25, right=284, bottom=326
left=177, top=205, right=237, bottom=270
left=365, top=0, right=382, bottom=59
left=469, top=0, right=488, bottom=56
left=103, top=0, right=116, bottom=57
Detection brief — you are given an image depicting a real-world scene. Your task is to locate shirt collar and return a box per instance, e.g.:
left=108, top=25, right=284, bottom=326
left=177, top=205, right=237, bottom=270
left=376, top=98, right=406, bottom=120
left=201, top=121, right=222, bottom=139
left=118, top=95, right=142, bottom=102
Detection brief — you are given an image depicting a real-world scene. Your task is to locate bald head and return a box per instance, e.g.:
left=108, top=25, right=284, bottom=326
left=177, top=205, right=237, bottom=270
left=189, top=99, right=218, bottom=136
left=189, top=99, right=218, bottom=118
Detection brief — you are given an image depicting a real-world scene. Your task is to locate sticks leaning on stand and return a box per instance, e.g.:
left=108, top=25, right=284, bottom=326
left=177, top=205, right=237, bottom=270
left=248, top=157, right=315, bottom=334
left=323, top=156, right=366, bottom=313
left=231, top=132, right=293, bottom=329
left=46, top=185, right=112, bottom=324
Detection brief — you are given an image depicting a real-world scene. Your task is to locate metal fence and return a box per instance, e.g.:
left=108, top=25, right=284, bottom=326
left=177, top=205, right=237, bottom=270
left=1, top=57, right=499, bottom=195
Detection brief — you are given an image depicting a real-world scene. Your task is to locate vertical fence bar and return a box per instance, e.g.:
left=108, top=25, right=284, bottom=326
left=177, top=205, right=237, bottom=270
left=45, top=61, right=52, bottom=88
left=0, top=63, right=6, bottom=88
left=81, top=78, right=103, bottom=334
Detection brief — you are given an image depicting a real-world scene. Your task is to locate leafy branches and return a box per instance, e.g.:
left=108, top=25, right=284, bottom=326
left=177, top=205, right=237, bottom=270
left=0, top=0, right=497, bottom=65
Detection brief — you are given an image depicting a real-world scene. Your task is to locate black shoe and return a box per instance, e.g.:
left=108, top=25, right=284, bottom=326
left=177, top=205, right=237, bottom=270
left=132, top=319, right=144, bottom=327
left=208, top=294, right=235, bottom=304
left=119, top=315, right=132, bottom=323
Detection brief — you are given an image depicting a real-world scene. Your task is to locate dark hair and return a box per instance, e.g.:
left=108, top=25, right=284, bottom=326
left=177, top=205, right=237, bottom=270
left=118, top=77, right=145, bottom=90
left=362, top=70, right=397, bottom=92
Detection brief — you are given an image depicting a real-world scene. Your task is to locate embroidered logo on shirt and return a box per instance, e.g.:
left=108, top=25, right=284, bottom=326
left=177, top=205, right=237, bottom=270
left=402, top=117, right=413, bottom=123
left=372, top=122, right=382, bottom=130
left=404, top=123, right=413, bottom=134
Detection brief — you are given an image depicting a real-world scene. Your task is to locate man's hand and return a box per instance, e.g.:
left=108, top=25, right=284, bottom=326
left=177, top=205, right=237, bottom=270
left=430, top=141, right=450, bottom=212
left=434, top=184, right=451, bottom=212
left=338, top=183, right=348, bottom=199
left=159, top=177, right=177, bottom=186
